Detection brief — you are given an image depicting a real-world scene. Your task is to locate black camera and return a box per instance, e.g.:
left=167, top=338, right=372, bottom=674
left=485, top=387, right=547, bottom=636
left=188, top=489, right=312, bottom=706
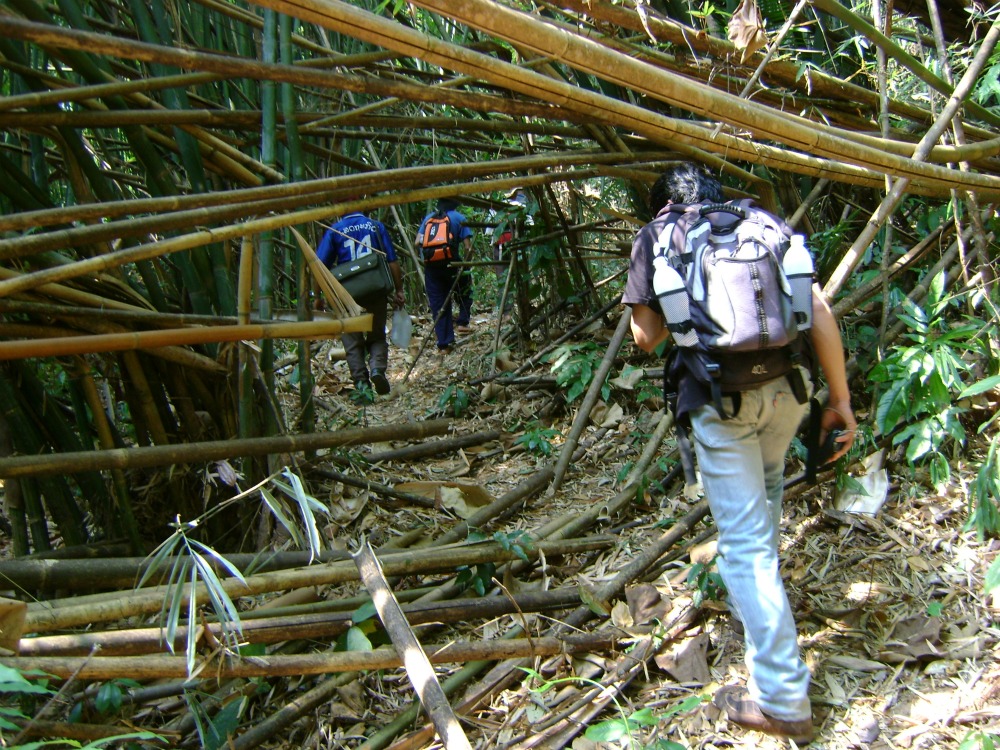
left=817, top=429, right=845, bottom=466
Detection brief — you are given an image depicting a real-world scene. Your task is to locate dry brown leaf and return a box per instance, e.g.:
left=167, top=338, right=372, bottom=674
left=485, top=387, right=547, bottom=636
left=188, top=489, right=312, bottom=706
left=879, top=615, right=943, bottom=662
left=328, top=487, right=368, bottom=526
left=654, top=631, right=711, bottom=684
left=625, top=583, right=670, bottom=626
left=727, top=0, right=768, bottom=62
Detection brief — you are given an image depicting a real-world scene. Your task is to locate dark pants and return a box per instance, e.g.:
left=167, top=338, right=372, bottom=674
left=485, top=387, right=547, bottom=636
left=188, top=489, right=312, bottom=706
left=424, top=263, right=463, bottom=349
left=343, top=291, right=389, bottom=382
left=455, top=270, right=472, bottom=327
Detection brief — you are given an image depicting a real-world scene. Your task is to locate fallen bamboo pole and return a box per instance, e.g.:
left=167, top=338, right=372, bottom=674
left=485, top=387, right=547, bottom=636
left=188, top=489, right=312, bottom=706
left=551, top=307, right=632, bottom=491
left=1, top=632, right=623, bottom=680
left=22, top=535, right=611, bottom=633
left=354, top=541, right=474, bottom=750
left=0, top=419, right=451, bottom=479
left=365, top=430, right=501, bottom=463
left=0, top=315, right=373, bottom=361
left=18, top=588, right=583, bottom=657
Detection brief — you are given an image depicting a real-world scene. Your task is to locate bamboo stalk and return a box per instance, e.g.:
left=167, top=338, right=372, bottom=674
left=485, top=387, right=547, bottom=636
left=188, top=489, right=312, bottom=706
left=0, top=316, right=373, bottom=360
left=0, top=149, right=649, bottom=234
left=823, top=16, right=1000, bottom=297
left=551, top=308, right=632, bottom=490
left=365, top=430, right=501, bottom=464
left=22, top=536, right=612, bottom=632
left=353, top=541, right=474, bottom=750
left=18, top=588, right=584, bottom=656
left=256, top=0, right=1000, bottom=195
left=0, top=418, right=452, bottom=479
left=2, top=632, right=622, bottom=680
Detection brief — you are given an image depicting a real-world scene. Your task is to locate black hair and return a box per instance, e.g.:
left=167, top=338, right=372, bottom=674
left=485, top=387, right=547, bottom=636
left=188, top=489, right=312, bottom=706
left=649, top=162, right=725, bottom=214
left=436, top=197, right=460, bottom=212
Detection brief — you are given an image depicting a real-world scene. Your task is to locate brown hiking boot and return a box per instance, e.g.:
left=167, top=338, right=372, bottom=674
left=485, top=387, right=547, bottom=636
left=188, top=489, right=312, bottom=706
left=714, top=686, right=814, bottom=744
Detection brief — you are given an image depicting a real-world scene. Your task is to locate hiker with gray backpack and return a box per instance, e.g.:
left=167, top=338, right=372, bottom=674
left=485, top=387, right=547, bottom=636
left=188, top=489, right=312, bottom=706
left=624, top=162, right=856, bottom=743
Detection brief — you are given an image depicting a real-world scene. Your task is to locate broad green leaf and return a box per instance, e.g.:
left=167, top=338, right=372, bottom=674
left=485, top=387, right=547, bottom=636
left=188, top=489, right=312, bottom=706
left=352, top=599, right=378, bottom=623
left=986, top=556, right=1000, bottom=594
left=630, top=707, right=658, bottom=726
left=584, top=718, right=629, bottom=742
left=904, top=425, right=933, bottom=462
left=345, top=625, right=373, bottom=652
left=876, top=379, right=910, bottom=433
left=927, top=270, right=946, bottom=310
left=95, top=682, right=122, bottom=715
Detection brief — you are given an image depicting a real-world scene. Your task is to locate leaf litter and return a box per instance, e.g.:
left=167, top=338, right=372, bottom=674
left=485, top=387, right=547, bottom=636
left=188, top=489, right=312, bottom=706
left=281, top=305, right=1000, bottom=750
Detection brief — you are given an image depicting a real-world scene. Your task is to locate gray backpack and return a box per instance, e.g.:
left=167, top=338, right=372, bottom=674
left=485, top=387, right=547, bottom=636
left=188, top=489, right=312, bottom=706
left=653, top=200, right=814, bottom=415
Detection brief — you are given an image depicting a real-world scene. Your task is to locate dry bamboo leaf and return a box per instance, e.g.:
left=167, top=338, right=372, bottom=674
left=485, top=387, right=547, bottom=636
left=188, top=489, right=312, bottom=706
left=823, top=672, right=847, bottom=705
left=727, top=0, right=768, bottom=62
left=395, top=481, right=494, bottom=518
left=826, top=654, right=889, bottom=672
left=589, top=401, right=623, bottom=428
left=0, top=597, right=27, bottom=650
left=290, top=227, right=363, bottom=318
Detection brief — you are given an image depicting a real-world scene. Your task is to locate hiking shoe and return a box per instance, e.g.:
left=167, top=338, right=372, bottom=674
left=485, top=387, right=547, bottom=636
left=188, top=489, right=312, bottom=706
left=455, top=324, right=473, bottom=334
left=370, top=370, right=390, bottom=395
left=714, top=686, right=814, bottom=744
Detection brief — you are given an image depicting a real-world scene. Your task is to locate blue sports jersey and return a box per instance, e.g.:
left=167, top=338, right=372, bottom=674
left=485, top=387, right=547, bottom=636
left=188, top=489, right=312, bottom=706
left=317, top=213, right=397, bottom=268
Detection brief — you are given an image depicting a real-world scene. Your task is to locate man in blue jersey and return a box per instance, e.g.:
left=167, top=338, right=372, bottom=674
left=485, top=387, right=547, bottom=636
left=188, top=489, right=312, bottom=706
left=318, top=211, right=404, bottom=397
left=415, top=197, right=474, bottom=352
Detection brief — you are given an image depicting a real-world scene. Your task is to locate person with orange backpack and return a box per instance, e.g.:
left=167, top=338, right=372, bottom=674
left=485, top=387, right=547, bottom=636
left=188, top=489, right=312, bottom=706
left=415, top=197, right=474, bottom=352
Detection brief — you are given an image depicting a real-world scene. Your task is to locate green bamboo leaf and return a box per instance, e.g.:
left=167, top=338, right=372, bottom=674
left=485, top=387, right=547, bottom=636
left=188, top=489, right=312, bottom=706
left=261, top=487, right=305, bottom=549
left=190, top=550, right=243, bottom=633
left=960, top=374, right=1000, bottom=398
left=136, top=528, right=182, bottom=589
left=282, top=469, right=324, bottom=560
left=186, top=564, right=198, bottom=676
left=164, top=556, right=190, bottom=654
left=188, top=538, right=248, bottom=587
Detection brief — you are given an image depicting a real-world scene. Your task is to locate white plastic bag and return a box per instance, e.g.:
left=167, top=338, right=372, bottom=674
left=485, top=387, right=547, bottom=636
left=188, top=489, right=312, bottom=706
left=389, top=308, right=412, bottom=348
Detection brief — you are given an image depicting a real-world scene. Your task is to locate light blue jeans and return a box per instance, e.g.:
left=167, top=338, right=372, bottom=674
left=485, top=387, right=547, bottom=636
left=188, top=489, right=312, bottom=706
left=689, top=373, right=811, bottom=722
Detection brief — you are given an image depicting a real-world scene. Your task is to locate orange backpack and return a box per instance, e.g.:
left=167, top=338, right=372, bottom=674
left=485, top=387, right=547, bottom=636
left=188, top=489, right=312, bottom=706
left=419, top=212, right=454, bottom=263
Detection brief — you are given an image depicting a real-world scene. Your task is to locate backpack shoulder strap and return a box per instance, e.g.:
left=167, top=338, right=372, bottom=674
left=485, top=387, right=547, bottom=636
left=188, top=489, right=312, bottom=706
left=653, top=203, right=702, bottom=269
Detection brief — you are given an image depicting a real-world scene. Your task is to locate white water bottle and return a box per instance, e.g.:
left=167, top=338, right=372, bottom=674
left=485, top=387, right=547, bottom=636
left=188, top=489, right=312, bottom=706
left=784, top=234, right=814, bottom=331
left=653, top=255, right=698, bottom=347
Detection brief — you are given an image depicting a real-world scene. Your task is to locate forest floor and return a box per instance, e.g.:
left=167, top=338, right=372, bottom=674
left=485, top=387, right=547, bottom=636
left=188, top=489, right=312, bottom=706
left=4, top=297, right=999, bottom=750
left=291, top=297, right=1000, bottom=750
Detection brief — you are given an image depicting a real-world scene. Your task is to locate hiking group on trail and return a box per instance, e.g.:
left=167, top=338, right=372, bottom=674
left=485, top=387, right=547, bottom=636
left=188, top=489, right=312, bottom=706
left=318, top=168, right=862, bottom=743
